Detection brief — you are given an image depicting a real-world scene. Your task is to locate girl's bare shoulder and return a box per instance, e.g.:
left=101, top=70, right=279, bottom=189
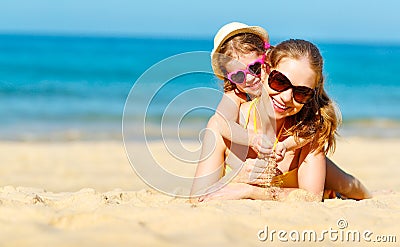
left=225, top=89, right=248, bottom=104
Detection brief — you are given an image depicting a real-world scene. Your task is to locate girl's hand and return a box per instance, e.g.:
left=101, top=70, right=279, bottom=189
left=249, top=133, right=273, bottom=157
left=274, top=141, right=287, bottom=162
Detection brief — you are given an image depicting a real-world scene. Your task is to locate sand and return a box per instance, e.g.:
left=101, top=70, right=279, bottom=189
left=0, top=138, right=399, bottom=246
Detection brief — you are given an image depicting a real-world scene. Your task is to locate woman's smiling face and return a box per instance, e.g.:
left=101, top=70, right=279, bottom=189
left=267, top=57, right=317, bottom=119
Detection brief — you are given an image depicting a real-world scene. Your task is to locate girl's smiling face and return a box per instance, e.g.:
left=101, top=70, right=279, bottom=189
left=225, top=52, right=265, bottom=97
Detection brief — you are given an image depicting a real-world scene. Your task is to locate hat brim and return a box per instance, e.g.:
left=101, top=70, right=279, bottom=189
left=211, top=26, right=269, bottom=80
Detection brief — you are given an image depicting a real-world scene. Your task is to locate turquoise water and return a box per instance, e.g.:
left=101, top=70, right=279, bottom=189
left=1, top=34, right=399, bottom=140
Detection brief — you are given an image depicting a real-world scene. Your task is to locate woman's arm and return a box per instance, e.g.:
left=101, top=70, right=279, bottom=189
left=200, top=183, right=321, bottom=202
left=296, top=143, right=326, bottom=198
left=254, top=142, right=326, bottom=202
left=190, top=116, right=227, bottom=199
left=200, top=144, right=326, bottom=202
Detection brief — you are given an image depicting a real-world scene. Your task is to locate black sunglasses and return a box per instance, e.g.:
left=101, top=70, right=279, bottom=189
left=268, top=70, right=315, bottom=104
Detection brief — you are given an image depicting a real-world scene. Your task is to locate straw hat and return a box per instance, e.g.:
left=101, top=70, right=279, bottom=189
left=211, top=22, right=269, bottom=80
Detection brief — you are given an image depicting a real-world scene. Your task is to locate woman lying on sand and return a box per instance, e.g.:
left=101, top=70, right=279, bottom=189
left=191, top=24, right=371, bottom=202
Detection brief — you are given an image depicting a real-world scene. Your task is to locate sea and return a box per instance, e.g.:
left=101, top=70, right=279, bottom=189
left=1, top=34, right=400, bottom=141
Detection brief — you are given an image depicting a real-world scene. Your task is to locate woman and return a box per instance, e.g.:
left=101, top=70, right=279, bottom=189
left=191, top=39, right=371, bottom=202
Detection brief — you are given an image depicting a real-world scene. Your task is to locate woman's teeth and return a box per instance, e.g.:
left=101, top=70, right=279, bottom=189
left=272, top=98, right=287, bottom=110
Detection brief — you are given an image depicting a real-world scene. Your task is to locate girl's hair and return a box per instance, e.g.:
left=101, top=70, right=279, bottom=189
left=217, top=33, right=266, bottom=92
left=268, top=39, right=341, bottom=154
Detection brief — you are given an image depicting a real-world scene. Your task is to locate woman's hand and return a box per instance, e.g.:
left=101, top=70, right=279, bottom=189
left=231, top=158, right=271, bottom=185
left=198, top=183, right=253, bottom=202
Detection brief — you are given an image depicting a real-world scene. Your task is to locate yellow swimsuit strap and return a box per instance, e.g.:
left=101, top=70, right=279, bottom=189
left=244, top=97, right=259, bottom=132
left=273, top=120, right=285, bottom=152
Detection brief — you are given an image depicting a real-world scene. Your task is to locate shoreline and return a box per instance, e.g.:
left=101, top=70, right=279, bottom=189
left=1, top=118, right=400, bottom=142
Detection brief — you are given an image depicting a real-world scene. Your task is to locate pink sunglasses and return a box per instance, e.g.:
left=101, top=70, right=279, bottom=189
left=226, top=54, right=266, bottom=84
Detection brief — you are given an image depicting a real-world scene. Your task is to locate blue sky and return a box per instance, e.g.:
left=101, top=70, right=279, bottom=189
left=1, top=0, right=400, bottom=43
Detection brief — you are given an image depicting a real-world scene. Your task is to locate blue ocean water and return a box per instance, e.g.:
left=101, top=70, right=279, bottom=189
left=0, top=34, right=399, bottom=141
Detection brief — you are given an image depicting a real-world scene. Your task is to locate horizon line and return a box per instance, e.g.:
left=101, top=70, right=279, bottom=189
left=1, top=30, right=400, bottom=46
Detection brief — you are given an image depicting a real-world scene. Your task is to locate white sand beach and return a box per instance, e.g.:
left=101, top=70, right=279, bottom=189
left=0, top=138, right=399, bottom=246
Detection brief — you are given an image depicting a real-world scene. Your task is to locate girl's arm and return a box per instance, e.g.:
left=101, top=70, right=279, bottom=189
left=213, top=91, right=250, bottom=145
left=213, top=91, right=272, bottom=154
left=274, top=136, right=312, bottom=161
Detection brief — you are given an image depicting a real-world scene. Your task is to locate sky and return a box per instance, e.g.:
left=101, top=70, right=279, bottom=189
left=1, top=0, right=400, bottom=43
